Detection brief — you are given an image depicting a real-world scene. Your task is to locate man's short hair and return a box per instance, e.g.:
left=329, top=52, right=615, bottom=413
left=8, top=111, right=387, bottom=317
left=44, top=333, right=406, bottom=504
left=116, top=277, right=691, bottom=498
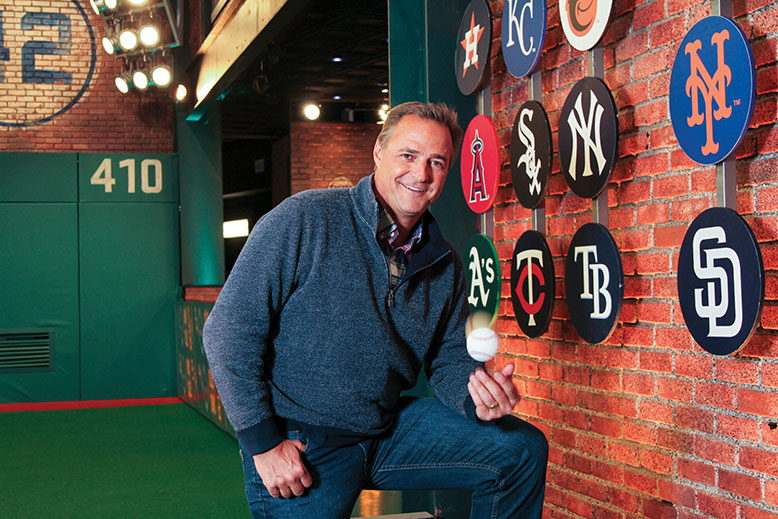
left=377, top=102, right=463, bottom=158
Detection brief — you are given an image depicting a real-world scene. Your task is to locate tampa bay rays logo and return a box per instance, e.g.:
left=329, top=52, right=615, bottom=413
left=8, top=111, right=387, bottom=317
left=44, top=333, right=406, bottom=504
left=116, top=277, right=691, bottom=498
left=469, top=129, right=489, bottom=203
left=517, top=108, right=541, bottom=196
left=685, top=30, right=732, bottom=156
left=515, top=249, right=545, bottom=326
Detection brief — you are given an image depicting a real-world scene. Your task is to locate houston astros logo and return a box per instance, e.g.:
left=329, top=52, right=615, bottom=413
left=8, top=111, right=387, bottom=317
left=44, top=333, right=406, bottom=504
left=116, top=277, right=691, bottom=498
left=677, top=207, right=764, bottom=355
left=469, top=130, right=488, bottom=203
left=670, top=16, right=755, bottom=165
left=460, top=12, right=485, bottom=77
left=455, top=0, right=492, bottom=95
left=685, top=30, right=732, bottom=156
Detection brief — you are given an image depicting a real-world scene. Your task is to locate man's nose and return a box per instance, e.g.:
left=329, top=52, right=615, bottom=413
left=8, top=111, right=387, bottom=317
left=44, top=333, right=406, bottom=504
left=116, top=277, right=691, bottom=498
left=411, top=160, right=432, bottom=182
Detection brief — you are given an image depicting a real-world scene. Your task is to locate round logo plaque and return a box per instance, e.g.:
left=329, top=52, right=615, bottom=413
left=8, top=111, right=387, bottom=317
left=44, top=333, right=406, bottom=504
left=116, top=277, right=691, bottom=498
left=559, top=77, right=619, bottom=199
left=465, top=234, right=501, bottom=323
left=511, top=230, right=555, bottom=338
left=559, top=0, right=612, bottom=51
left=510, top=100, right=552, bottom=209
left=501, top=0, right=546, bottom=78
left=669, top=16, right=756, bottom=165
left=565, top=223, right=623, bottom=344
left=455, top=0, right=492, bottom=95
left=677, top=207, right=764, bottom=355
left=460, top=115, right=500, bottom=214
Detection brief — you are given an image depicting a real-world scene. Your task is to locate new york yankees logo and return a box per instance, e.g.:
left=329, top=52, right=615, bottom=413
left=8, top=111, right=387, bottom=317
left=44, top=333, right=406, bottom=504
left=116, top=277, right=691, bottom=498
left=469, top=130, right=488, bottom=203
left=567, top=91, right=606, bottom=180
left=685, top=30, right=732, bottom=157
left=517, top=108, right=541, bottom=196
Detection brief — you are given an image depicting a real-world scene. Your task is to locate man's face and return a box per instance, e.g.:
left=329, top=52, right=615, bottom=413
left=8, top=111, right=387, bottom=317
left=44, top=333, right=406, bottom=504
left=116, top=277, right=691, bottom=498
left=373, top=114, right=454, bottom=228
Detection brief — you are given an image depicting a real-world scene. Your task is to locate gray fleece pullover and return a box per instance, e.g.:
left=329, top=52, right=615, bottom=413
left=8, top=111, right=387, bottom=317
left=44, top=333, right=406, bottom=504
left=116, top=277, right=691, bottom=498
left=203, top=174, right=481, bottom=455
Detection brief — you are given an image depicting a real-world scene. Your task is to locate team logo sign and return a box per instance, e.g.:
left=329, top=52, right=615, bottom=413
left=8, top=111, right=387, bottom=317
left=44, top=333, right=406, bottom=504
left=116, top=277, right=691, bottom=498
left=565, top=223, right=623, bottom=344
left=455, top=0, right=492, bottom=95
left=559, top=77, right=618, bottom=199
left=501, top=0, right=546, bottom=78
left=559, top=0, right=612, bottom=51
left=677, top=208, right=764, bottom=355
left=511, top=230, right=555, bottom=338
left=460, top=115, right=500, bottom=214
left=0, top=0, right=96, bottom=126
left=465, top=234, right=501, bottom=323
left=511, top=100, right=552, bottom=209
left=669, top=16, right=756, bottom=165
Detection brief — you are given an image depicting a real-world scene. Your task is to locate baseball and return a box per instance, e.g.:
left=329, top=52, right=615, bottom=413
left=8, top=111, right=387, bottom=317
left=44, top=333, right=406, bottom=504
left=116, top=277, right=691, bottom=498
left=467, top=327, right=498, bottom=362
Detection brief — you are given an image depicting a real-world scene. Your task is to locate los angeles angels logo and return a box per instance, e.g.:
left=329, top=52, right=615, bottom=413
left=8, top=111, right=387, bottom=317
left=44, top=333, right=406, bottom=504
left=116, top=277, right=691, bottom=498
left=469, top=130, right=488, bottom=203
left=670, top=16, right=755, bottom=165
left=460, top=115, right=499, bottom=214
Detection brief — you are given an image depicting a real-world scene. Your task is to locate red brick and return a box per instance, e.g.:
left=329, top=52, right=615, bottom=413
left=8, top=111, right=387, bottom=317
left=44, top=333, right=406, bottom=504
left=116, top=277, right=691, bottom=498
left=675, top=354, right=713, bottom=379
left=716, top=357, right=760, bottom=385
left=658, top=479, right=696, bottom=509
left=676, top=406, right=714, bottom=433
left=641, top=448, right=674, bottom=475
left=717, top=414, right=761, bottom=443
left=695, top=435, right=736, bottom=465
left=719, top=468, right=763, bottom=500
left=624, top=468, right=658, bottom=495
left=642, top=497, right=677, bottom=519
left=739, top=388, right=778, bottom=417
left=657, top=376, right=694, bottom=402
left=698, top=491, right=739, bottom=519
left=678, top=458, right=716, bottom=486
left=741, top=445, right=778, bottom=477
left=696, top=381, right=736, bottom=409
left=657, top=427, right=694, bottom=455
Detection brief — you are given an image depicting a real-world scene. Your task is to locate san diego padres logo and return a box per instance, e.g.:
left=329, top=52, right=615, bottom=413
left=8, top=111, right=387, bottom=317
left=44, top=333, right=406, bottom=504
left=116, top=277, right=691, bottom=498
left=678, top=208, right=764, bottom=355
left=454, top=0, right=491, bottom=95
left=670, top=16, right=755, bottom=165
left=460, top=115, right=499, bottom=214
left=565, top=223, right=623, bottom=344
left=559, top=77, right=618, bottom=199
left=511, top=230, right=554, bottom=337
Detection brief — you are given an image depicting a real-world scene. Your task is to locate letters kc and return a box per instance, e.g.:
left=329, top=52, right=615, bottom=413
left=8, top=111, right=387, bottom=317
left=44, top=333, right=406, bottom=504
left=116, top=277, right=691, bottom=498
left=677, top=207, right=764, bottom=355
left=565, top=223, right=623, bottom=344
left=669, top=16, right=756, bottom=165
left=511, top=230, right=555, bottom=338
left=511, top=100, right=552, bottom=209
left=501, top=0, right=546, bottom=78
left=559, top=77, right=619, bottom=199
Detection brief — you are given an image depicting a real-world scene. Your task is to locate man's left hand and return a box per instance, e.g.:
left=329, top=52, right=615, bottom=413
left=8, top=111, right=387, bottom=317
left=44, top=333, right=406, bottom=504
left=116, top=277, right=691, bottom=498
left=468, top=364, right=520, bottom=421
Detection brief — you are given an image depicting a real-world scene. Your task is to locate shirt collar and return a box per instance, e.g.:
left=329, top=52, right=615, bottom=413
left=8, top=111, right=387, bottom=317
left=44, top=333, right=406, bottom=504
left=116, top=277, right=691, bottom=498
left=376, top=202, right=423, bottom=254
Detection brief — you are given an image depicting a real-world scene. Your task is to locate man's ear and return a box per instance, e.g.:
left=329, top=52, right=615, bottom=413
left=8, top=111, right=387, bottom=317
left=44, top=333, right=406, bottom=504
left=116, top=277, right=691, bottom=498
left=373, top=138, right=382, bottom=167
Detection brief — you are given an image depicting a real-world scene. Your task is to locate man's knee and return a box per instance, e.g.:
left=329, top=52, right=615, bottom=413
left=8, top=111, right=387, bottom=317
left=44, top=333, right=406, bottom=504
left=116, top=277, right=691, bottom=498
left=495, top=416, right=548, bottom=479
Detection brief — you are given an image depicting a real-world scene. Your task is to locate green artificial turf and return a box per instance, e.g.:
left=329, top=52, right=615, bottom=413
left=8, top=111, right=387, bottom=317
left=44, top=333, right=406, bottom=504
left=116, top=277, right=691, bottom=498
left=0, top=404, right=249, bottom=518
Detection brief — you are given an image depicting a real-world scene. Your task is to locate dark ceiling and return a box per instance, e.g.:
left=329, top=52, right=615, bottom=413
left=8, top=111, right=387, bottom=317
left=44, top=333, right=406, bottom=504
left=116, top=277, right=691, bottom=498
left=220, top=0, right=389, bottom=139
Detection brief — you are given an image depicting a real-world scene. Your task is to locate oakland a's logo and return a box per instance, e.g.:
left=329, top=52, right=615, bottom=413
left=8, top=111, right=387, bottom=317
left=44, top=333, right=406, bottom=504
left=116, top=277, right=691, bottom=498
left=460, top=115, right=499, bottom=214
left=466, top=234, right=501, bottom=321
left=670, top=16, right=755, bottom=165
left=560, top=0, right=612, bottom=51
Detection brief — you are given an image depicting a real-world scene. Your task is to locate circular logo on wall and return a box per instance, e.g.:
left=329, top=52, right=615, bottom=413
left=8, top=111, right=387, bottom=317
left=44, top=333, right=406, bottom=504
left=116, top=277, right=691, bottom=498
left=511, top=230, right=555, bottom=338
left=510, top=100, right=552, bottom=209
left=460, top=115, right=500, bottom=214
left=465, top=234, right=501, bottom=323
left=677, top=207, right=764, bottom=355
left=669, top=16, right=756, bottom=165
left=455, top=0, right=492, bottom=95
left=559, top=77, right=619, bottom=199
left=0, top=0, right=96, bottom=127
left=501, top=0, right=546, bottom=78
left=565, top=223, right=623, bottom=344
left=559, top=0, right=612, bottom=51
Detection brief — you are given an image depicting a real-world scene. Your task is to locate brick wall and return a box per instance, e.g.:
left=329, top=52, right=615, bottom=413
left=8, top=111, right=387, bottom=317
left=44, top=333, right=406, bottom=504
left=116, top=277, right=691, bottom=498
left=486, top=1, right=778, bottom=518
left=0, top=0, right=174, bottom=153
left=290, top=121, right=381, bottom=193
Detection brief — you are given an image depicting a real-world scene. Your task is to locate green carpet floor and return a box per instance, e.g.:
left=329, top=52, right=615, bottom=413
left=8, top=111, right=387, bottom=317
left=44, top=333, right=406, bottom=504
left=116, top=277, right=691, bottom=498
left=0, top=403, right=249, bottom=518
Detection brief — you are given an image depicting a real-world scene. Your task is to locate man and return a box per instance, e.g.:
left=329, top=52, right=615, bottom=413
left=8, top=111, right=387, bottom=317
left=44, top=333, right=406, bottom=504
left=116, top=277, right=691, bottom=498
left=203, top=102, right=548, bottom=518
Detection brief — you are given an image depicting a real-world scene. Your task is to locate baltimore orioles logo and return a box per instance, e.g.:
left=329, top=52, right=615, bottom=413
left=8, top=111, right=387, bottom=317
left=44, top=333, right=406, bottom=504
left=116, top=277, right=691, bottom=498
left=566, top=0, right=598, bottom=37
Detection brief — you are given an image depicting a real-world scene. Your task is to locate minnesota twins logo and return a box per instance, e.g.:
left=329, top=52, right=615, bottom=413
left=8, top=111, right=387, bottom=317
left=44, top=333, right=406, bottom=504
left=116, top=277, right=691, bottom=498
left=469, top=130, right=488, bottom=203
left=515, top=249, right=545, bottom=326
left=677, top=207, right=764, bottom=355
left=685, top=30, right=732, bottom=157
left=511, top=231, right=554, bottom=338
left=670, top=16, right=755, bottom=165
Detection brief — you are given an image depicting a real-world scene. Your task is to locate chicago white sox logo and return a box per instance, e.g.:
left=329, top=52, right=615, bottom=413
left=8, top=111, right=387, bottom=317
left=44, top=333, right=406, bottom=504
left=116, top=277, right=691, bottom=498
left=515, top=249, right=545, bottom=326
left=693, top=226, right=742, bottom=337
left=504, top=0, right=535, bottom=56
left=685, top=30, right=732, bottom=156
left=469, top=129, right=488, bottom=203
left=574, top=245, right=612, bottom=319
left=517, top=107, right=542, bottom=196
left=567, top=91, right=607, bottom=180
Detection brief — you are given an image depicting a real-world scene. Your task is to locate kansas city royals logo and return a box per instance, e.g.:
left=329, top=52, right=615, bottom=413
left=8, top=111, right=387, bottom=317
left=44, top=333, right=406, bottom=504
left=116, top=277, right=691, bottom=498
left=455, top=0, right=492, bottom=95
left=678, top=208, right=764, bottom=355
left=670, top=16, right=755, bottom=165
left=511, top=100, right=552, bottom=209
left=559, top=77, right=618, bottom=199
left=565, top=223, right=623, bottom=344
left=466, top=234, right=501, bottom=320
left=461, top=115, right=499, bottom=214
left=501, top=0, right=545, bottom=78
left=511, top=231, right=554, bottom=338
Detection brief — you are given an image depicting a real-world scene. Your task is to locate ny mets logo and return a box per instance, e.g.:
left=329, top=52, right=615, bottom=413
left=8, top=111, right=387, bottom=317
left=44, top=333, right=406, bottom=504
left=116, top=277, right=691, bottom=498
left=670, top=16, right=755, bottom=165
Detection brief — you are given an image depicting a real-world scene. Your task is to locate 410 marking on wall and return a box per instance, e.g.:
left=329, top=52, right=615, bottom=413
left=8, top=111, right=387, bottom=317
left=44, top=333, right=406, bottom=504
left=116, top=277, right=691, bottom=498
left=0, top=1, right=96, bottom=127
left=91, top=158, right=163, bottom=194
left=80, top=154, right=179, bottom=203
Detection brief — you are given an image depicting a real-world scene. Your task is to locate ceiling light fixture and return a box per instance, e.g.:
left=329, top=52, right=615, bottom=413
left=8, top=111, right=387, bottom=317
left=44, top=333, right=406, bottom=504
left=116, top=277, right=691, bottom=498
left=132, top=68, right=150, bottom=91
left=303, top=103, right=320, bottom=120
left=151, top=64, right=172, bottom=87
left=101, top=35, right=117, bottom=55
left=115, top=72, right=132, bottom=93
left=118, top=29, right=139, bottom=51
left=139, top=24, right=161, bottom=47
left=173, top=83, right=188, bottom=102
left=331, top=57, right=343, bottom=62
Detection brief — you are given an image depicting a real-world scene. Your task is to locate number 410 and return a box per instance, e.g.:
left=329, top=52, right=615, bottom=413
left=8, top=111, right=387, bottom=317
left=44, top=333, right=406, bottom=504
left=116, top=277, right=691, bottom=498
left=91, top=158, right=163, bottom=193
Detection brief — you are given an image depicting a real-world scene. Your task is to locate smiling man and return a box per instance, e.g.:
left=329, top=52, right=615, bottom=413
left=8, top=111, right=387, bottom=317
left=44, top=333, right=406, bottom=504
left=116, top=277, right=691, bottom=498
left=203, top=102, right=548, bottom=519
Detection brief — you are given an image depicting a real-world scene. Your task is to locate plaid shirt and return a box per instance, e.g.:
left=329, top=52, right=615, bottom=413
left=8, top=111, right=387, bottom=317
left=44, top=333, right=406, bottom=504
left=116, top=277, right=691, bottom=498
left=376, top=205, right=423, bottom=288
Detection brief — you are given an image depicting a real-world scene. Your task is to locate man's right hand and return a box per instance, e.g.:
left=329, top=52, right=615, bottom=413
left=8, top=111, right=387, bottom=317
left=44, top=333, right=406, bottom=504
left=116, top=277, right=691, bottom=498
left=252, top=439, right=313, bottom=498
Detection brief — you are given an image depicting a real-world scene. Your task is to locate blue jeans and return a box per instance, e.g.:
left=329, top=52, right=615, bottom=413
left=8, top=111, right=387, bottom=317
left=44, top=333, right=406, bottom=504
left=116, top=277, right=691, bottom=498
left=238, top=397, right=548, bottom=519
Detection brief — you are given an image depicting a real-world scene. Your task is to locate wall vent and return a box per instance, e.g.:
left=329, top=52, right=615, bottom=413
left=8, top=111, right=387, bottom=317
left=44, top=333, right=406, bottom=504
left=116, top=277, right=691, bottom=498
left=0, top=329, right=54, bottom=373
